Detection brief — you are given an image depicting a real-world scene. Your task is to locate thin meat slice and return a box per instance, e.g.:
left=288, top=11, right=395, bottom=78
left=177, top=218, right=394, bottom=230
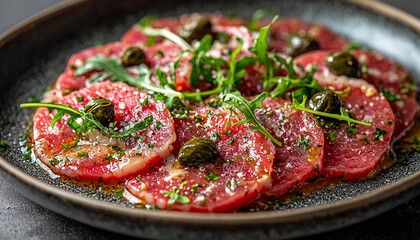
left=295, top=50, right=419, bottom=139
left=312, top=74, right=394, bottom=180
left=352, top=50, right=419, bottom=138
left=258, top=19, right=347, bottom=55
left=33, top=81, right=176, bottom=182
left=47, top=42, right=131, bottom=101
left=256, top=97, right=324, bottom=195
left=125, top=106, right=275, bottom=212
left=144, top=41, right=195, bottom=92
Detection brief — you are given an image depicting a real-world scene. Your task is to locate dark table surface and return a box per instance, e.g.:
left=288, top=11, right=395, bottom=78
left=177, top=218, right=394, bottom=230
left=1, top=0, right=420, bottom=239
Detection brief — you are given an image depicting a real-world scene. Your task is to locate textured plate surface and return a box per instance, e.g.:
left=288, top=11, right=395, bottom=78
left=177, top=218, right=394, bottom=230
left=1, top=0, right=420, bottom=239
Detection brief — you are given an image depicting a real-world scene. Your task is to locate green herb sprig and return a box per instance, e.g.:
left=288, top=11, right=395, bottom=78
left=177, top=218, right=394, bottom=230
left=74, top=56, right=183, bottom=108
left=223, top=91, right=283, bottom=147
left=20, top=102, right=153, bottom=140
left=291, top=94, right=372, bottom=126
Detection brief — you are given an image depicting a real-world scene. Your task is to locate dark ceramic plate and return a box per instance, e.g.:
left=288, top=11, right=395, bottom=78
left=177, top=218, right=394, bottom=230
left=1, top=0, right=420, bottom=239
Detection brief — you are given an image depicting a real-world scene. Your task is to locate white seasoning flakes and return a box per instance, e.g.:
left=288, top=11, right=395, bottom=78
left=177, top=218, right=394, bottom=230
left=119, top=102, right=126, bottom=110
left=285, top=163, right=292, bottom=169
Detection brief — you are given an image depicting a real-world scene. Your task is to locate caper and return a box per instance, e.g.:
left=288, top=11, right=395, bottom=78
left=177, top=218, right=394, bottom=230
left=84, top=97, right=115, bottom=126
left=307, top=90, right=341, bottom=114
left=325, top=51, right=361, bottom=78
left=179, top=15, right=212, bottom=43
left=286, top=34, right=320, bottom=57
left=178, top=138, right=218, bottom=167
left=121, top=47, right=146, bottom=67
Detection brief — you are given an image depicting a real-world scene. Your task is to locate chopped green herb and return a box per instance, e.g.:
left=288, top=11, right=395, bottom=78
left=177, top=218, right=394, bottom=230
left=373, top=128, right=387, bottom=141
left=296, top=134, right=311, bottom=150
left=50, top=158, right=59, bottom=167
left=211, top=131, right=222, bottom=141
left=205, top=172, right=220, bottom=181
left=114, top=188, right=124, bottom=197
left=362, top=137, right=370, bottom=145
left=162, top=181, right=190, bottom=205
left=77, top=152, right=88, bottom=157
left=76, top=96, right=84, bottom=102
left=328, top=130, right=340, bottom=141
left=148, top=143, right=155, bottom=148
left=155, top=121, right=162, bottom=130
left=380, top=87, right=400, bottom=102
left=156, top=50, right=164, bottom=57
left=345, top=126, right=357, bottom=137
left=0, top=140, right=6, bottom=147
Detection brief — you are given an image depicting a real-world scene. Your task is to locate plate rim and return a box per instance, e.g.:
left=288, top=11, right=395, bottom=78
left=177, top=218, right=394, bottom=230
left=1, top=0, right=420, bottom=227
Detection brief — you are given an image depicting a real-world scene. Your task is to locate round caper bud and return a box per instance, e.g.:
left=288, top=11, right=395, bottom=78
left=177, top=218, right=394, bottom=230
left=84, top=97, right=115, bottom=126
left=178, top=138, right=218, bottom=167
left=307, top=90, right=341, bottom=114
left=286, top=34, right=320, bottom=57
left=179, top=15, right=212, bottom=43
left=121, top=47, right=146, bottom=67
left=325, top=51, right=361, bottom=78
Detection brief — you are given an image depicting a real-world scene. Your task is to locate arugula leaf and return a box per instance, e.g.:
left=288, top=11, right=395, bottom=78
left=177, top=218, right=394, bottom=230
left=74, top=56, right=183, bottom=108
left=291, top=93, right=372, bottom=126
left=189, top=35, right=228, bottom=87
left=223, top=91, right=283, bottom=147
left=20, top=102, right=153, bottom=140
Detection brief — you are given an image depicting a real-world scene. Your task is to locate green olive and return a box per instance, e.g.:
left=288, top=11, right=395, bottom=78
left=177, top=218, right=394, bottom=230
left=286, top=34, right=320, bottom=57
left=84, top=97, right=115, bottom=126
left=179, top=15, right=212, bottom=43
left=121, top=47, right=146, bottom=67
left=178, top=138, right=218, bottom=167
left=307, top=90, right=341, bottom=114
left=325, top=51, right=361, bottom=78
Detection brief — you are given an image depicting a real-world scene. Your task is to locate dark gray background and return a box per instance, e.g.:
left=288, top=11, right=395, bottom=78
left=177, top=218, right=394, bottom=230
left=1, top=0, right=420, bottom=239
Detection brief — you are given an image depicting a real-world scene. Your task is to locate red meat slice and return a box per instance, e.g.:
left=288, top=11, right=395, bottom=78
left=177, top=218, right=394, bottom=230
left=33, top=81, right=176, bottom=182
left=295, top=50, right=419, bottom=139
left=47, top=42, right=131, bottom=101
left=258, top=19, right=347, bottom=55
left=255, top=97, right=324, bottom=195
left=143, top=41, right=195, bottom=92
left=125, top=106, right=275, bottom=212
left=352, top=50, right=419, bottom=138
left=298, top=73, right=394, bottom=180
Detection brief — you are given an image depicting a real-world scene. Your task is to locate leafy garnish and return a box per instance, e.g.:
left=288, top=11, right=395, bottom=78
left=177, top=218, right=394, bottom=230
left=205, top=172, right=220, bottom=181
left=373, top=127, right=387, bottom=141
left=20, top=102, right=153, bottom=140
left=74, top=56, right=183, bottom=108
left=380, top=87, right=400, bottom=102
left=162, top=181, right=190, bottom=205
left=291, top=94, right=372, bottom=126
left=223, top=91, right=283, bottom=147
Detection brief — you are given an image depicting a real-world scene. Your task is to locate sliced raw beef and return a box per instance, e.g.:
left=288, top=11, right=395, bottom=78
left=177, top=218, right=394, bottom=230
left=295, top=50, right=419, bottom=139
left=125, top=106, right=275, bottom=212
left=306, top=74, right=394, bottom=180
left=256, top=97, right=324, bottom=195
left=46, top=42, right=130, bottom=101
left=258, top=19, right=347, bottom=55
left=144, top=41, right=195, bottom=91
left=352, top=50, right=419, bottom=138
left=33, top=81, right=176, bottom=182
